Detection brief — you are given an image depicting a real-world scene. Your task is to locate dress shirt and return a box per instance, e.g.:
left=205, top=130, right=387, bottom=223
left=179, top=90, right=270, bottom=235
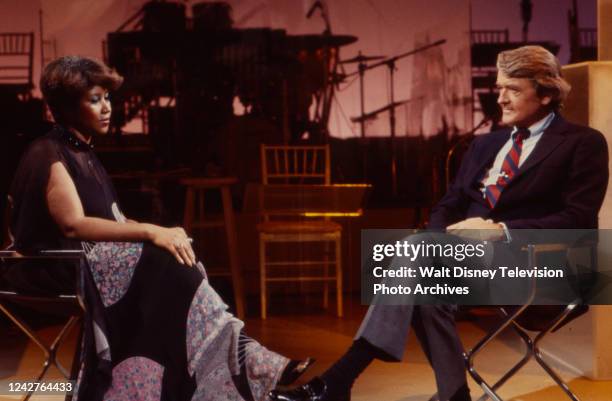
left=480, top=112, right=555, bottom=241
left=481, top=112, right=556, bottom=189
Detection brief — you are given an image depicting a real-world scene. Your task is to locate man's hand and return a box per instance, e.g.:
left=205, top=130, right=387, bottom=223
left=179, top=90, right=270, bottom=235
left=446, top=217, right=505, bottom=241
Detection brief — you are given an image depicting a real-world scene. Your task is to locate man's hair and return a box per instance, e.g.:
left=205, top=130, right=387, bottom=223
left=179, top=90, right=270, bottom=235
left=40, top=56, right=123, bottom=123
left=497, top=45, right=571, bottom=111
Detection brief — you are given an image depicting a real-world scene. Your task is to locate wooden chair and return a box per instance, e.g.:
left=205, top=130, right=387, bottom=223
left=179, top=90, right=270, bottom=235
left=0, top=32, right=34, bottom=97
left=258, top=145, right=343, bottom=319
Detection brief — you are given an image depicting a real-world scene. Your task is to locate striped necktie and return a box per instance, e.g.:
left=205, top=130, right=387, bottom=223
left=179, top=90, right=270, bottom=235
left=485, top=128, right=530, bottom=208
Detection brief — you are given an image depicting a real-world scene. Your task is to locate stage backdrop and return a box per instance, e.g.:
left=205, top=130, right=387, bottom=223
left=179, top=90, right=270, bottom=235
left=34, top=0, right=470, bottom=138
left=0, top=0, right=596, bottom=137
left=230, top=0, right=472, bottom=139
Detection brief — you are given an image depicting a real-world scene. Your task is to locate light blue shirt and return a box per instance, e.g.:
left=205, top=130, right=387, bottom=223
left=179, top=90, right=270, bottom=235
left=481, top=112, right=556, bottom=189
left=480, top=112, right=555, bottom=241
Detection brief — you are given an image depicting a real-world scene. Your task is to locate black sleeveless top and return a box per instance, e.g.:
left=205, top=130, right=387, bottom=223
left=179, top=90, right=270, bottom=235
left=8, top=125, right=120, bottom=253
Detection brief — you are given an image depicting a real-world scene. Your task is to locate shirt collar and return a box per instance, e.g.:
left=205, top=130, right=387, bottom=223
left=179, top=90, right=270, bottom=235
left=56, top=125, right=95, bottom=150
left=511, top=112, right=555, bottom=140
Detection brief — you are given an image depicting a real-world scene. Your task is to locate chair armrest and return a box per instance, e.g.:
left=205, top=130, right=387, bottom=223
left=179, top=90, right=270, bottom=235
left=522, top=243, right=571, bottom=253
left=0, top=250, right=84, bottom=259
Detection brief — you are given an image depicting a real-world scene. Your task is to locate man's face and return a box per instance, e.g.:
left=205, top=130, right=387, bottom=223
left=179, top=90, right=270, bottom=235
left=496, top=71, right=552, bottom=128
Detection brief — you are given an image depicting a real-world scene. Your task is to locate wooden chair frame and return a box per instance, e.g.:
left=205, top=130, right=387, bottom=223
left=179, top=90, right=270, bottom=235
left=258, top=144, right=342, bottom=319
left=0, top=32, right=34, bottom=95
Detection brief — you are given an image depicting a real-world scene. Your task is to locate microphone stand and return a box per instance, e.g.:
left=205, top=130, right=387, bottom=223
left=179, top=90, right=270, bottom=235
left=362, top=39, right=446, bottom=195
left=315, top=1, right=339, bottom=142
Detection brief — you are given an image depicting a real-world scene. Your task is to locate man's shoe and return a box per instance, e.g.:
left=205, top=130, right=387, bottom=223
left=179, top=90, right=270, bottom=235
left=269, top=377, right=350, bottom=401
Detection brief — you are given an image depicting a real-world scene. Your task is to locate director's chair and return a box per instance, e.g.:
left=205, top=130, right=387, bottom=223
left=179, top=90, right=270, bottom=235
left=429, top=241, right=595, bottom=401
left=0, top=250, right=85, bottom=401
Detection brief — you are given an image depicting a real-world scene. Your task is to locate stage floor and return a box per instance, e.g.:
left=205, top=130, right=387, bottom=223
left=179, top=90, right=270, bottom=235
left=1, top=296, right=611, bottom=400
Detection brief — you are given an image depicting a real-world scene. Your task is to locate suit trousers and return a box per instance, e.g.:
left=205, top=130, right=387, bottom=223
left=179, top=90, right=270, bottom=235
left=355, top=231, right=502, bottom=400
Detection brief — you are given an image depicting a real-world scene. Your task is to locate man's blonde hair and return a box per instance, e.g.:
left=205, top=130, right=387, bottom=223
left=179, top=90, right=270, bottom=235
left=497, top=45, right=571, bottom=111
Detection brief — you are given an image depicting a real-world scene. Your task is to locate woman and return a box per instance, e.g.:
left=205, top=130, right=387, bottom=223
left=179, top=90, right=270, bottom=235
left=7, top=56, right=311, bottom=401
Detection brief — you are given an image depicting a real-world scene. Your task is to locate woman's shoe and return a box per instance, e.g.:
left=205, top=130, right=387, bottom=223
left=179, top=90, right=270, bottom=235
left=278, top=357, right=316, bottom=386
left=269, top=377, right=350, bottom=401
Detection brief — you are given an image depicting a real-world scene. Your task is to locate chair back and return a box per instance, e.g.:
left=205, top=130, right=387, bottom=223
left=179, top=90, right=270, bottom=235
left=445, top=135, right=473, bottom=189
left=512, top=240, right=597, bottom=332
left=0, top=32, right=34, bottom=88
left=260, top=145, right=330, bottom=185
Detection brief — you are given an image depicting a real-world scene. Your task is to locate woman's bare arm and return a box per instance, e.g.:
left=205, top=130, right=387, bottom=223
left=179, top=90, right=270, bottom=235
left=46, top=161, right=195, bottom=265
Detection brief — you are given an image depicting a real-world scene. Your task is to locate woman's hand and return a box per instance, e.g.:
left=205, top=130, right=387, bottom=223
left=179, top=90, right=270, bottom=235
left=145, top=224, right=196, bottom=266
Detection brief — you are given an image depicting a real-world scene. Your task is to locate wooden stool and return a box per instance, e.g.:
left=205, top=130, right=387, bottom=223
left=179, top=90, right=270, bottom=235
left=180, top=177, right=245, bottom=319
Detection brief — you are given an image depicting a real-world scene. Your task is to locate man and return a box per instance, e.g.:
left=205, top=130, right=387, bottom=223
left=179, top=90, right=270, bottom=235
left=271, top=45, right=608, bottom=401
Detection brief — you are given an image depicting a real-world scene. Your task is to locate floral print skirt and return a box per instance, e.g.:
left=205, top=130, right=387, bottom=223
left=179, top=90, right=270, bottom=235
left=75, top=242, right=288, bottom=401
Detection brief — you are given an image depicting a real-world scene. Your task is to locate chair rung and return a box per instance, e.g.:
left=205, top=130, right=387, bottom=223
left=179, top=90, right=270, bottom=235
left=266, top=260, right=338, bottom=266
left=265, top=276, right=337, bottom=282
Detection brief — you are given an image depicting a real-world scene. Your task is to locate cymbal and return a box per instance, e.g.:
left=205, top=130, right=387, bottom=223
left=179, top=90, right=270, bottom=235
left=340, top=54, right=385, bottom=64
left=287, top=34, right=358, bottom=49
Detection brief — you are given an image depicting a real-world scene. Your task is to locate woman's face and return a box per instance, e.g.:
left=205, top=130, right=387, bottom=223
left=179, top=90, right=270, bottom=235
left=71, top=85, right=112, bottom=136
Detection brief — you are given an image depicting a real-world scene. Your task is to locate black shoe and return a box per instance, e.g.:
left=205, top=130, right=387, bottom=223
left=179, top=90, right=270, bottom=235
left=278, top=358, right=316, bottom=386
left=269, top=377, right=350, bottom=401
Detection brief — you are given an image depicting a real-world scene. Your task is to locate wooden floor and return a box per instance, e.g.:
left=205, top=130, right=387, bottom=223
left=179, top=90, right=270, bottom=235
left=1, top=296, right=611, bottom=401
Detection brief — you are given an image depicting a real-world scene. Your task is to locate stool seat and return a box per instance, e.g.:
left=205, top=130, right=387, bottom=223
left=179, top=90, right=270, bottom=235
left=257, top=220, right=342, bottom=234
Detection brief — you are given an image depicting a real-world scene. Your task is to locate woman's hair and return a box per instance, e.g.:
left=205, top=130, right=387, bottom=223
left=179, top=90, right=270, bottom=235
left=497, top=45, right=571, bottom=111
left=40, top=56, right=123, bottom=122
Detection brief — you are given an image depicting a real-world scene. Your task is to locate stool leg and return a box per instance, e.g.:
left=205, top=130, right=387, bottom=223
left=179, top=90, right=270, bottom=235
left=323, top=241, right=329, bottom=309
left=221, top=187, right=245, bottom=319
left=260, top=236, right=267, bottom=319
left=335, top=235, right=343, bottom=318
